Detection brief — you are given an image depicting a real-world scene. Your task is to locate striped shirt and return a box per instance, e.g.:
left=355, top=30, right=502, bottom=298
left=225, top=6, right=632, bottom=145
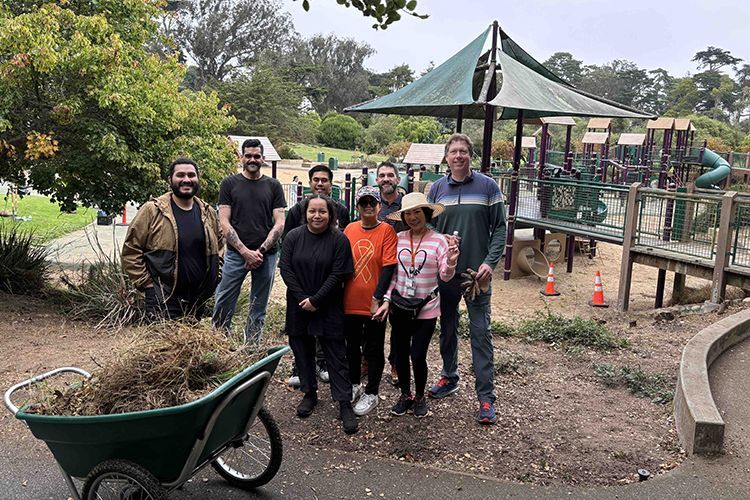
left=385, top=229, right=456, bottom=319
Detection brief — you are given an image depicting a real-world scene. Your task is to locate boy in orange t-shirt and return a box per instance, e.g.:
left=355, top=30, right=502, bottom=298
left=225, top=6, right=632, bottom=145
left=343, top=186, right=397, bottom=416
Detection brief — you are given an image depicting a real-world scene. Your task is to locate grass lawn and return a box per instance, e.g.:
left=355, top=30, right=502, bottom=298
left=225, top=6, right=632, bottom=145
left=0, top=195, right=95, bottom=241
left=289, top=143, right=387, bottom=164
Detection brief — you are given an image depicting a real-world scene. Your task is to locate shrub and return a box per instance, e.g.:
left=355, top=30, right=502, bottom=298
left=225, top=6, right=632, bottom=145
left=0, top=225, right=50, bottom=295
left=316, top=113, right=364, bottom=150
left=490, top=320, right=515, bottom=337
left=491, top=139, right=514, bottom=161
left=61, top=235, right=143, bottom=328
left=276, top=143, right=301, bottom=160
left=519, top=311, right=628, bottom=350
left=383, top=140, right=410, bottom=160
left=593, top=363, right=673, bottom=404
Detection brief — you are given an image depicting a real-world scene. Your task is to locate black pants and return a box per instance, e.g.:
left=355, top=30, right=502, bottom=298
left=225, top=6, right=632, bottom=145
left=391, top=314, right=437, bottom=398
left=387, top=316, right=396, bottom=367
left=345, top=315, right=386, bottom=394
left=289, top=335, right=350, bottom=402
left=145, top=286, right=207, bottom=322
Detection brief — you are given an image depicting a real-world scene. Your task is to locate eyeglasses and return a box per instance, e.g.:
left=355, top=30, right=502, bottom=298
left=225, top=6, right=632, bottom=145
left=244, top=153, right=262, bottom=160
left=358, top=198, right=379, bottom=208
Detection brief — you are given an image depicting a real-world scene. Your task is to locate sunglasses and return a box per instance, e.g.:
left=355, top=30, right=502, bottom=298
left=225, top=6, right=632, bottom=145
left=243, top=153, right=263, bottom=160
left=358, top=198, right=379, bottom=208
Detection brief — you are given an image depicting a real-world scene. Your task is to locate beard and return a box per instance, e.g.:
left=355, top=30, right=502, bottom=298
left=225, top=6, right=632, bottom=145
left=379, top=183, right=396, bottom=195
left=171, top=181, right=199, bottom=199
left=244, top=161, right=261, bottom=173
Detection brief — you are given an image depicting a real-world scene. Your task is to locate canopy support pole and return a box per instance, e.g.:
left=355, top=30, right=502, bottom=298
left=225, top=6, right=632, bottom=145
left=480, top=21, right=499, bottom=174
left=503, top=109, right=524, bottom=281
left=456, top=105, right=464, bottom=133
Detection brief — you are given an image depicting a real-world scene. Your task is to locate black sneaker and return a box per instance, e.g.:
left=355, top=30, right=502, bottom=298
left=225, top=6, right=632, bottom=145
left=413, top=396, right=428, bottom=418
left=296, top=392, right=317, bottom=418
left=339, top=401, right=359, bottom=434
left=391, top=394, right=414, bottom=416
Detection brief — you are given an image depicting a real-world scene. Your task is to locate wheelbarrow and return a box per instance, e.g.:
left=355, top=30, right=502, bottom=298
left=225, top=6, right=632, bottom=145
left=4, top=345, right=289, bottom=499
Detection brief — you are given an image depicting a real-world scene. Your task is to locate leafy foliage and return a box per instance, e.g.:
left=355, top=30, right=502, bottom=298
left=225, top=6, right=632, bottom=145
left=166, top=0, right=295, bottom=84
left=0, top=0, right=237, bottom=212
left=519, top=311, right=628, bottom=350
left=0, top=225, right=50, bottom=295
left=294, top=0, right=427, bottom=30
left=316, top=113, right=364, bottom=150
left=274, top=35, right=375, bottom=115
left=593, top=363, right=674, bottom=405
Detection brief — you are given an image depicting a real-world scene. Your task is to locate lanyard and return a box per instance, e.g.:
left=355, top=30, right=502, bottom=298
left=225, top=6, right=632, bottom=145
left=409, top=230, right=426, bottom=275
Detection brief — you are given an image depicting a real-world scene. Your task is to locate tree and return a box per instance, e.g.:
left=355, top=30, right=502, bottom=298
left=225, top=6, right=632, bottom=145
left=543, top=52, right=584, bottom=86
left=166, top=0, right=296, bottom=85
left=316, top=113, right=364, bottom=150
left=0, top=0, right=236, bottom=213
left=363, top=115, right=401, bottom=154
left=579, top=60, right=653, bottom=109
left=692, top=46, right=742, bottom=73
left=292, top=0, right=427, bottom=29
left=211, top=64, right=306, bottom=143
left=279, top=35, right=375, bottom=114
left=664, top=77, right=700, bottom=116
left=369, top=63, right=414, bottom=97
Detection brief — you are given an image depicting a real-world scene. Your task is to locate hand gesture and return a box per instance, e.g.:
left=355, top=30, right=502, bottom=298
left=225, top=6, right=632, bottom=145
left=372, top=301, right=390, bottom=322
left=299, top=298, right=317, bottom=312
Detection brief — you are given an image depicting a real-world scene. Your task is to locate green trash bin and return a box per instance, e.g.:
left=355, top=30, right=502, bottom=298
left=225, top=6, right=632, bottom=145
left=316, top=152, right=325, bottom=162
left=329, top=157, right=338, bottom=170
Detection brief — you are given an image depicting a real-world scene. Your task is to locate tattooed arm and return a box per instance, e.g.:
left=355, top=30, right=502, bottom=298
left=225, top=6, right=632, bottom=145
left=219, top=205, right=263, bottom=269
left=259, top=207, right=285, bottom=254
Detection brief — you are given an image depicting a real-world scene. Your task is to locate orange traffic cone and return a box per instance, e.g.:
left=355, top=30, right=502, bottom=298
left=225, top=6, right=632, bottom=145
left=540, top=262, right=560, bottom=296
left=589, top=271, right=609, bottom=307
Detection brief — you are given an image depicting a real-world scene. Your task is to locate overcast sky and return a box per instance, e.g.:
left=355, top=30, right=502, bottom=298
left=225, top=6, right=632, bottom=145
left=282, top=0, right=748, bottom=78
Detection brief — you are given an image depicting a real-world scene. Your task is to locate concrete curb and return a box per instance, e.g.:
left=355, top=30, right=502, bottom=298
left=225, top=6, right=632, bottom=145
left=674, top=307, right=750, bottom=454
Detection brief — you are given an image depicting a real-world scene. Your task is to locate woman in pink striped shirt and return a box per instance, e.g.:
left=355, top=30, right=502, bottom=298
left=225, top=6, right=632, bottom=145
left=373, top=193, right=459, bottom=418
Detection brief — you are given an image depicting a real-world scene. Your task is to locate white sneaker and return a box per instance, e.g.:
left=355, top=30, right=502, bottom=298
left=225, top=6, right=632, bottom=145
left=316, top=365, right=330, bottom=383
left=354, top=393, right=379, bottom=416
left=351, top=383, right=364, bottom=403
left=287, top=374, right=300, bottom=387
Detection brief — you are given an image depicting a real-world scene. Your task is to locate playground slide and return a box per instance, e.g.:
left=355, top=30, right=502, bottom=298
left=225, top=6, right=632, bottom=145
left=695, top=148, right=731, bottom=189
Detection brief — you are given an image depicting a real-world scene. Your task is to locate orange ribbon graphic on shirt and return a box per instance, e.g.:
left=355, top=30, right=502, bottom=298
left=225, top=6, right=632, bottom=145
left=353, top=239, right=375, bottom=282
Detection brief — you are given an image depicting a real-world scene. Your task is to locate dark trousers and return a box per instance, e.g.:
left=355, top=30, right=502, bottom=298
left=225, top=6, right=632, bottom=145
left=289, top=335, right=350, bottom=402
left=145, top=286, right=207, bottom=322
left=391, top=314, right=437, bottom=398
left=345, top=315, right=386, bottom=394
left=387, top=316, right=396, bottom=367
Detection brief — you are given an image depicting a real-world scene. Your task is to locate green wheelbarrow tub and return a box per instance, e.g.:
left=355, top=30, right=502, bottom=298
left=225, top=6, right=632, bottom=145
left=15, top=345, right=289, bottom=484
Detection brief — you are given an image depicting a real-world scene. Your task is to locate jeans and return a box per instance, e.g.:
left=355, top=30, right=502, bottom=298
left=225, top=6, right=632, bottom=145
left=212, top=248, right=277, bottom=342
left=437, top=276, right=496, bottom=403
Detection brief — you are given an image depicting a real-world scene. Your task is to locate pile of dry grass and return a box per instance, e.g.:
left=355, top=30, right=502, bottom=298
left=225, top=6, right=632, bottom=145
left=27, top=322, right=268, bottom=416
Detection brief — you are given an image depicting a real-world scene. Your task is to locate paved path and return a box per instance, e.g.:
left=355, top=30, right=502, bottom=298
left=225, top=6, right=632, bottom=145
left=46, top=203, right=137, bottom=269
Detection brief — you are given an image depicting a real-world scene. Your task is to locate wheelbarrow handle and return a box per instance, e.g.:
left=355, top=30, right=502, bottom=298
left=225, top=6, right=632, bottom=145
left=4, top=367, right=91, bottom=416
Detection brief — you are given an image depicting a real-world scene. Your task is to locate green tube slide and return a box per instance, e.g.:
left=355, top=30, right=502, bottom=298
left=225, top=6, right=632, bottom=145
left=695, top=148, right=731, bottom=189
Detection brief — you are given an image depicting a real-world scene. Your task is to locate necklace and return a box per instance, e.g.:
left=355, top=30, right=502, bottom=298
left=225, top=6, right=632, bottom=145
left=409, top=230, right=426, bottom=276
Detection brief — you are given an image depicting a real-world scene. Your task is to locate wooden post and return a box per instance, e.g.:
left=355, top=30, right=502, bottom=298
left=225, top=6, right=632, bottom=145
left=711, top=191, right=738, bottom=304
left=617, top=183, right=642, bottom=311
left=272, top=160, right=277, bottom=179
left=503, top=110, right=524, bottom=281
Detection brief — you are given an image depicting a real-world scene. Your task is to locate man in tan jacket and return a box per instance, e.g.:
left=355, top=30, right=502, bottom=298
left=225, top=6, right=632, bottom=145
left=122, top=157, right=223, bottom=320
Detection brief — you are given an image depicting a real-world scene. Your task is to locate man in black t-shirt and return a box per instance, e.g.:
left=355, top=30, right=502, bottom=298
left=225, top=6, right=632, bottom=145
left=212, top=138, right=286, bottom=342
left=122, top=158, right=222, bottom=321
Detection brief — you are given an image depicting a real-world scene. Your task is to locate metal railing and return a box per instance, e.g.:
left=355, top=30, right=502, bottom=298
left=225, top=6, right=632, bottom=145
left=514, top=178, right=629, bottom=243
left=730, top=200, right=750, bottom=268
left=634, top=189, right=722, bottom=261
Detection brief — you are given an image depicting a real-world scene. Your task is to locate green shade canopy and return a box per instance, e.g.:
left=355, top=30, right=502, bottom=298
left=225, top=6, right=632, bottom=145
left=344, top=27, right=490, bottom=119
left=345, top=24, right=655, bottom=121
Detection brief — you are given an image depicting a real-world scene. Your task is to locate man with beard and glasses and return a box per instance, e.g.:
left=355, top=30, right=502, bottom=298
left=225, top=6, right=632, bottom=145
left=122, top=157, right=223, bottom=321
left=212, top=138, right=286, bottom=342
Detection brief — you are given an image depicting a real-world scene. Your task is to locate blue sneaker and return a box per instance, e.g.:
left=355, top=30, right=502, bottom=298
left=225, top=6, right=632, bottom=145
left=428, top=376, right=459, bottom=399
left=478, top=401, right=497, bottom=425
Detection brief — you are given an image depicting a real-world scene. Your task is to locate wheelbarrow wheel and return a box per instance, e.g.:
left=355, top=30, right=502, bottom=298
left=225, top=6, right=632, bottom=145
left=82, top=459, right=166, bottom=500
left=211, top=406, right=283, bottom=489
